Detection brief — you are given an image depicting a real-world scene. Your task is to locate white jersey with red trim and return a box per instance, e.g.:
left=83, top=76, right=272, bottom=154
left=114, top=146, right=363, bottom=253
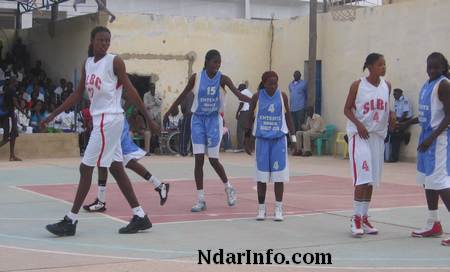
left=346, top=77, right=390, bottom=138
left=85, top=53, right=123, bottom=116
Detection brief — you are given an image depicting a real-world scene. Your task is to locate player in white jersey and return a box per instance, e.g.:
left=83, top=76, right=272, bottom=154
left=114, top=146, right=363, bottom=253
left=164, top=50, right=251, bottom=212
left=400, top=53, right=450, bottom=246
left=43, top=26, right=159, bottom=237
left=344, top=53, right=396, bottom=237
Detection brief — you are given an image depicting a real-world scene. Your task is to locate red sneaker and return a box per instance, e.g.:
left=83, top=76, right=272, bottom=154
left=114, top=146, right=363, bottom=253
left=362, top=215, right=378, bottom=235
left=441, top=237, right=450, bottom=246
left=351, top=215, right=364, bottom=237
left=411, top=221, right=443, bottom=238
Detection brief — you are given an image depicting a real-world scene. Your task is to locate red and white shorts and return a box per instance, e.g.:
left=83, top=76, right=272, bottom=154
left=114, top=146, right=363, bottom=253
left=82, top=113, right=124, bottom=167
left=348, top=133, right=384, bottom=186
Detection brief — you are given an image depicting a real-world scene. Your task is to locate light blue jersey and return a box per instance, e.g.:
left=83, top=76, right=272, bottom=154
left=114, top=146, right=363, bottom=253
left=417, top=76, right=450, bottom=190
left=191, top=70, right=224, bottom=115
left=253, top=88, right=288, bottom=139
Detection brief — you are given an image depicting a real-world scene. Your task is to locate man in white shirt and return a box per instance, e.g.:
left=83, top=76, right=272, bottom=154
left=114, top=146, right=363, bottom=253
left=53, top=78, right=67, bottom=106
left=55, top=110, right=75, bottom=132
left=235, top=84, right=253, bottom=151
left=143, top=82, right=162, bottom=153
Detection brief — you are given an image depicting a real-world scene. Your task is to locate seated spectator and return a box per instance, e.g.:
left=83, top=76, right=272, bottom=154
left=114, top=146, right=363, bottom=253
left=294, top=106, right=325, bottom=157
left=53, top=78, right=66, bottom=106
left=163, top=107, right=180, bottom=131
left=16, top=98, right=32, bottom=134
left=30, top=100, right=48, bottom=133
left=54, top=109, right=75, bottom=132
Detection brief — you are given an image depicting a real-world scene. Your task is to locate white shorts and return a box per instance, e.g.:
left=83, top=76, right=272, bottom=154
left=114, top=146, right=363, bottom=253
left=82, top=113, right=124, bottom=167
left=123, top=148, right=146, bottom=166
left=255, top=137, right=289, bottom=183
left=348, top=133, right=384, bottom=186
left=417, top=132, right=450, bottom=190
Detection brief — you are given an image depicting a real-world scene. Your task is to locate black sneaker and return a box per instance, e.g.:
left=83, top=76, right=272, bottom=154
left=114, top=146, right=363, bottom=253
left=83, top=198, right=106, bottom=212
left=118, top=215, right=152, bottom=234
left=46, top=216, right=77, bottom=237
left=155, top=183, right=170, bottom=206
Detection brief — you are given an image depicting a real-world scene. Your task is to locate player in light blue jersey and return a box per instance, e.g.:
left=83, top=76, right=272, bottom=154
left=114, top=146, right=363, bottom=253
left=402, top=53, right=450, bottom=246
left=164, top=49, right=251, bottom=212
left=245, top=71, right=295, bottom=221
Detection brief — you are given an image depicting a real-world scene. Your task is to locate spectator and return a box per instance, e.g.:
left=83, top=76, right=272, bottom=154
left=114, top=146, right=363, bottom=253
left=0, top=77, right=21, bottom=161
left=164, top=107, right=180, bottom=131
left=30, top=60, right=46, bottom=81
left=294, top=106, right=325, bottom=157
left=289, top=70, right=308, bottom=132
left=30, top=100, right=48, bottom=133
left=221, top=117, right=233, bottom=152
left=16, top=98, right=32, bottom=134
left=53, top=78, right=66, bottom=106
left=54, top=109, right=75, bottom=132
left=387, top=88, right=413, bottom=162
left=179, top=91, right=194, bottom=156
left=144, top=82, right=162, bottom=153
left=235, top=83, right=252, bottom=152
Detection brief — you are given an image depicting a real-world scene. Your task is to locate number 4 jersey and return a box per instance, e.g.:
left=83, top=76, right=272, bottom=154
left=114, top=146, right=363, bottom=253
left=346, top=77, right=390, bottom=138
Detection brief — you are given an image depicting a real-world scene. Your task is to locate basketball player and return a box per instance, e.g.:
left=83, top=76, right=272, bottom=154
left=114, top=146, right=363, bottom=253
left=83, top=117, right=169, bottom=212
left=344, top=53, right=396, bottom=237
left=406, top=52, right=450, bottom=246
left=245, top=71, right=295, bottom=221
left=164, top=49, right=251, bottom=212
left=43, top=26, right=159, bottom=236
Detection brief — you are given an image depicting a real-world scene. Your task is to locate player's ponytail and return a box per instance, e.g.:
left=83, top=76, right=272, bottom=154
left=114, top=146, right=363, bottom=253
left=363, top=53, right=383, bottom=71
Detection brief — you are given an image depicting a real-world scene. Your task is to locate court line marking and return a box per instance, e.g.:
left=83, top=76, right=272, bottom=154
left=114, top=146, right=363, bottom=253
left=1, top=244, right=450, bottom=270
left=0, top=234, right=193, bottom=255
left=10, top=186, right=128, bottom=224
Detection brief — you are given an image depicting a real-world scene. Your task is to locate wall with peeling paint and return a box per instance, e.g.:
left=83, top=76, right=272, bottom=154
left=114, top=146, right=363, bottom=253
left=107, top=14, right=272, bottom=143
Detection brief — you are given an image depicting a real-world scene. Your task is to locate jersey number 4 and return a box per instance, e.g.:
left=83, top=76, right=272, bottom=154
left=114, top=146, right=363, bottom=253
left=268, top=104, right=275, bottom=113
left=362, top=161, right=369, bottom=172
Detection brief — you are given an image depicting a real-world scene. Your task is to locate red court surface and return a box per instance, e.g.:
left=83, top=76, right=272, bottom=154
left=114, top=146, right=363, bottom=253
left=19, top=175, right=425, bottom=224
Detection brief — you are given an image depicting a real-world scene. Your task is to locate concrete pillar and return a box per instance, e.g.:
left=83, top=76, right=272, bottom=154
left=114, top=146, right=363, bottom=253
left=244, top=0, right=251, bottom=19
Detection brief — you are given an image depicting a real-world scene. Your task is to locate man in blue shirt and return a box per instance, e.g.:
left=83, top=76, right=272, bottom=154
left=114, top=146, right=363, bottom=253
left=388, top=88, right=413, bottom=162
left=288, top=71, right=308, bottom=132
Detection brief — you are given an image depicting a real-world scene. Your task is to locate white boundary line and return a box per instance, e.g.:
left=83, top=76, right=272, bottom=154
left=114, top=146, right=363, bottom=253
left=0, top=244, right=449, bottom=271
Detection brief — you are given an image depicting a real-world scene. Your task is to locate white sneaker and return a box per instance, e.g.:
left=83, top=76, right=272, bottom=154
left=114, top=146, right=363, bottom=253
left=225, top=187, right=236, bottom=206
left=191, top=200, right=207, bottom=212
left=274, top=205, right=284, bottom=221
left=351, top=215, right=364, bottom=237
left=256, top=205, right=266, bottom=221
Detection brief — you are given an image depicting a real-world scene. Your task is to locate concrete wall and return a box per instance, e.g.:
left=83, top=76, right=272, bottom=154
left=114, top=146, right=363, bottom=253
left=272, top=0, right=450, bottom=160
left=19, top=13, right=107, bottom=85
left=107, top=14, right=271, bottom=139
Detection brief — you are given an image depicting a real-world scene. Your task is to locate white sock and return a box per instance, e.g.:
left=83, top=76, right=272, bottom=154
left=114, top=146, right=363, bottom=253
left=132, top=206, right=145, bottom=218
left=97, top=186, right=106, bottom=203
left=259, top=203, right=266, bottom=210
left=429, top=210, right=439, bottom=222
left=224, top=181, right=232, bottom=188
left=275, top=201, right=283, bottom=208
left=66, top=211, right=78, bottom=223
left=362, top=201, right=370, bottom=216
left=149, top=176, right=162, bottom=189
left=197, top=190, right=205, bottom=201
left=353, top=201, right=364, bottom=216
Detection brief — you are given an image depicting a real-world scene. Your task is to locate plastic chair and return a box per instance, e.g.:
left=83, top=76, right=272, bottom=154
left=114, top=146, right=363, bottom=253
left=314, top=124, right=336, bottom=155
left=334, top=132, right=349, bottom=159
